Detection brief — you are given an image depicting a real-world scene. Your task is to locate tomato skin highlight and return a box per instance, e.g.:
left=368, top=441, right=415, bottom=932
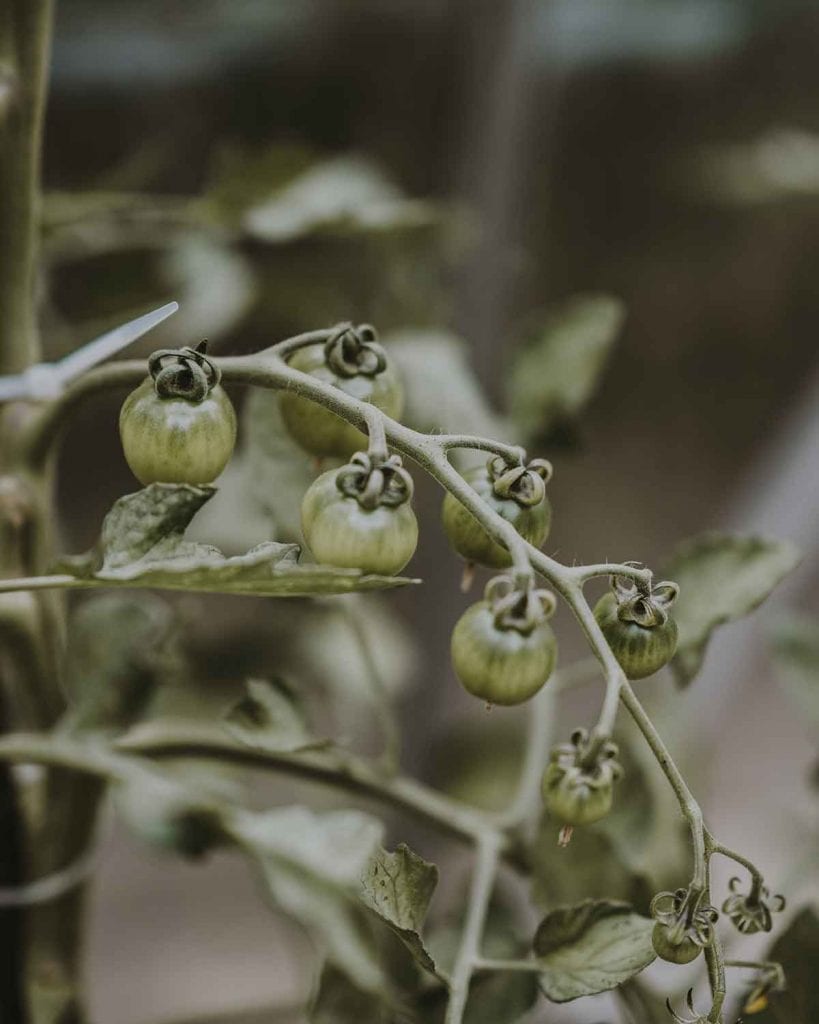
left=442, top=465, right=551, bottom=568
left=593, top=591, right=678, bottom=680
left=301, top=468, right=418, bottom=575
left=450, top=600, right=557, bottom=706
left=280, top=346, right=403, bottom=459
left=119, top=377, right=237, bottom=486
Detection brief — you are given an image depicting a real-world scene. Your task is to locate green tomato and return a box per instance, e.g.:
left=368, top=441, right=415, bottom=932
left=280, top=346, right=403, bottom=458
left=651, top=922, right=702, bottom=964
left=442, top=465, right=551, bottom=568
left=594, top=591, right=678, bottom=680
left=301, top=468, right=418, bottom=575
left=119, top=377, right=236, bottom=486
left=541, top=764, right=614, bottom=826
left=450, top=600, right=556, bottom=705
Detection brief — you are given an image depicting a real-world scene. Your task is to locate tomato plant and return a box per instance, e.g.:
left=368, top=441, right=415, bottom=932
left=0, top=7, right=807, bottom=1024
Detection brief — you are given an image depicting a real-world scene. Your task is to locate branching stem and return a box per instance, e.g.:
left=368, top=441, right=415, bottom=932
left=8, top=327, right=771, bottom=1023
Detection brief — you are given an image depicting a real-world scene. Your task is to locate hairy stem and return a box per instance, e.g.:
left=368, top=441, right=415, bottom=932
left=619, top=681, right=707, bottom=891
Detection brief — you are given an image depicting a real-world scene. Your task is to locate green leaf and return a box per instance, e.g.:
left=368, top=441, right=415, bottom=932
left=310, top=965, right=391, bottom=1024
left=750, top=907, right=819, bottom=1024
left=360, top=844, right=440, bottom=979
left=224, top=677, right=327, bottom=754
left=63, top=593, right=176, bottom=734
left=114, top=770, right=227, bottom=859
left=506, top=295, right=625, bottom=439
left=232, top=807, right=385, bottom=992
left=38, top=484, right=417, bottom=597
left=771, top=616, right=819, bottom=735
left=385, top=330, right=507, bottom=446
left=662, top=533, right=801, bottom=686
left=531, top=820, right=652, bottom=913
left=533, top=899, right=655, bottom=1002
left=243, top=156, right=436, bottom=243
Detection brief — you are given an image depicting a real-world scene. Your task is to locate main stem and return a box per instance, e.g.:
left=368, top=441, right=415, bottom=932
left=0, top=0, right=52, bottom=373
left=0, top=5, right=53, bottom=1023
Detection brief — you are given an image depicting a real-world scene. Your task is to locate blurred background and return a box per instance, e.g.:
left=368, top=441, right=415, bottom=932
left=37, top=1, right=819, bottom=1021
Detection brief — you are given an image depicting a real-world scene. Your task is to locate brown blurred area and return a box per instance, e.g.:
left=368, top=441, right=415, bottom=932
left=41, top=2, right=819, bottom=1021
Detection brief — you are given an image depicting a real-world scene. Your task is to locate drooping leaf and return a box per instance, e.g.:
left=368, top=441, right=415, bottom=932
left=243, top=155, right=436, bottom=243
left=360, top=844, right=440, bottom=979
left=771, top=616, right=819, bottom=736
left=662, top=533, right=801, bottom=686
left=506, top=295, right=625, bottom=439
left=750, top=907, right=819, bottom=1024
left=32, top=484, right=417, bottom=596
left=231, top=807, right=385, bottom=992
left=224, top=677, right=326, bottom=754
left=62, top=593, right=176, bottom=734
left=533, top=899, right=655, bottom=1002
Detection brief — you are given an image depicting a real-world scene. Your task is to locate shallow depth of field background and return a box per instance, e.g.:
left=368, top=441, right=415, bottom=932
left=42, top=2, right=818, bottom=1022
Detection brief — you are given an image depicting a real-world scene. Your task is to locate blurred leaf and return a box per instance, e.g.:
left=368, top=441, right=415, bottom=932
left=384, top=329, right=507, bottom=445
left=63, top=593, right=176, bottom=734
left=158, top=233, right=255, bottom=344
left=505, top=295, right=625, bottom=439
left=684, top=127, right=819, bottom=206
left=243, top=388, right=320, bottom=543
left=360, top=844, right=440, bottom=980
left=533, top=899, right=655, bottom=1002
left=424, top=896, right=538, bottom=1024
left=531, top=820, right=652, bottom=913
left=224, top=677, right=327, bottom=754
left=771, top=616, right=819, bottom=735
left=44, top=484, right=417, bottom=596
left=287, top=596, right=416, bottom=716
left=233, top=807, right=385, bottom=992
left=114, top=770, right=227, bottom=859
left=244, top=156, right=436, bottom=243
left=457, top=972, right=539, bottom=1024
left=432, top=719, right=522, bottom=813
left=662, top=533, right=801, bottom=687
left=750, top=907, right=819, bottom=1024
left=310, top=965, right=391, bottom=1023
left=205, top=142, right=317, bottom=223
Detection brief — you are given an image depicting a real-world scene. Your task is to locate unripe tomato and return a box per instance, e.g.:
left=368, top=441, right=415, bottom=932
left=450, top=581, right=557, bottom=705
left=541, top=728, right=622, bottom=826
left=593, top=579, right=679, bottom=680
left=119, top=344, right=236, bottom=486
left=651, top=922, right=702, bottom=964
left=301, top=464, right=418, bottom=575
left=280, top=327, right=403, bottom=458
left=442, top=458, right=551, bottom=569
left=541, top=763, right=614, bottom=826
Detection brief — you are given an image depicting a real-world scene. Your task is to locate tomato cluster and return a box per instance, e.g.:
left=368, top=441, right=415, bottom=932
left=120, top=329, right=683, bottom=836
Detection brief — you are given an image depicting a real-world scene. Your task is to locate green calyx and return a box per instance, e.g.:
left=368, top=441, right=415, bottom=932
left=323, top=322, right=387, bottom=379
left=488, top=455, right=552, bottom=509
left=485, top=573, right=556, bottom=636
left=148, top=340, right=221, bottom=402
left=335, top=451, right=414, bottom=511
left=611, top=574, right=679, bottom=628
